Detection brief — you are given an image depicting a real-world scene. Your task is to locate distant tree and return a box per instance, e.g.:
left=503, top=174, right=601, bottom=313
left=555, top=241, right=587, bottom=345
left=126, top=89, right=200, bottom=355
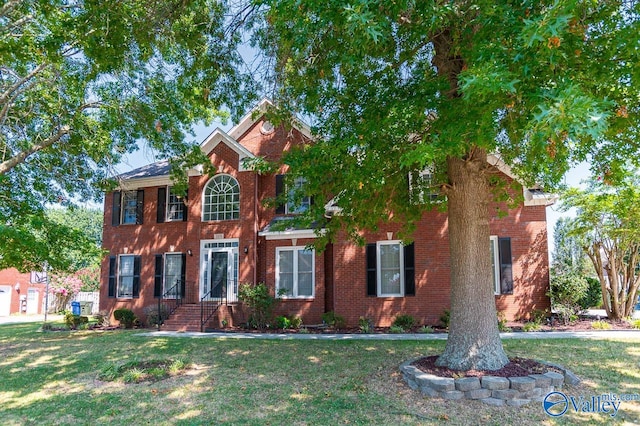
left=47, top=207, right=103, bottom=268
left=552, top=217, right=589, bottom=275
left=0, top=1, right=254, bottom=270
left=563, top=173, right=640, bottom=319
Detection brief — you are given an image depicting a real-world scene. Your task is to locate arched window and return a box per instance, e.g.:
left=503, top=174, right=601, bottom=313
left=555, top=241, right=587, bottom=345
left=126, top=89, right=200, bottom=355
left=202, top=174, right=240, bottom=221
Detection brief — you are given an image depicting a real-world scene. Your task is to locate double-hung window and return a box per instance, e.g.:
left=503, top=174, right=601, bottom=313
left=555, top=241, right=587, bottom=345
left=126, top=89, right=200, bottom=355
left=157, top=187, right=187, bottom=222
left=112, top=190, right=144, bottom=225
left=276, top=247, right=314, bottom=298
left=490, top=236, right=513, bottom=295
left=366, top=242, right=415, bottom=297
left=154, top=253, right=186, bottom=298
left=275, top=175, right=311, bottom=214
left=108, top=255, right=141, bottom=298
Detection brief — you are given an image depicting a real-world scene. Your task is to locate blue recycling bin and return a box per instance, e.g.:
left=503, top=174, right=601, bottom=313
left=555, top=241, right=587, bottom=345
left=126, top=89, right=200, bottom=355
left=71, top=301, right=81, bottom=316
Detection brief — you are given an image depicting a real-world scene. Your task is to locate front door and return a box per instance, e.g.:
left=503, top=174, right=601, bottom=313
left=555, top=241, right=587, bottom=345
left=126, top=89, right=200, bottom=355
left=26, top=289, right=38, bottom=314
left=203, top=248, right=234, bottom=300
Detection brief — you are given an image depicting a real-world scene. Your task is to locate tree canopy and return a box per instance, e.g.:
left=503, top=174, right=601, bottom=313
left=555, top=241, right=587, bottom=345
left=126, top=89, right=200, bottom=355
left=1, top=0, right=255, bottom=269
left=251, top=0, right=640, bottom=369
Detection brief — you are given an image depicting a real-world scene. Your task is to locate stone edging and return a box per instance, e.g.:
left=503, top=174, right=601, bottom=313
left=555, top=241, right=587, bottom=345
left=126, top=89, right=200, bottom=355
left=400, top=358, right=580, bottom=407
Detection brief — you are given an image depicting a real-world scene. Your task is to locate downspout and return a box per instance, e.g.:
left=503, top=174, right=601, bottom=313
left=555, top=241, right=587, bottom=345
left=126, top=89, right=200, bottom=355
left=254, top=172, right=258, bottom=285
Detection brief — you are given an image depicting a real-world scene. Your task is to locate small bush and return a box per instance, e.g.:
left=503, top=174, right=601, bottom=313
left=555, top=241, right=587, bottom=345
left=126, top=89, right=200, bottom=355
left=439, top=310, right=450, bottom=329
left=238, top=282, right=276, bottom=329
left=591, top=320, right=611, bottom=330
left=143, top=304, right=170, bottom=327
left=531, top=309, right=548, bottom=325
left=392, top=314, right=416, bottom=331
left=418, top=326, right=434, bottom=334
left=580, top=277, right=603, bottom=310
left=497, top=312, right=511, bottom=332
left=93, top=310, right=111, bottom=327
left=631, top=319, right=640, bottom=329
left=522, top=322, right=541, bottom=332
left=274, top=315, right=291, bottom=329
left=322, top=311, right=346, bottom=329
left=64, top=313, right=89, bottom=330
left=298, top=327, right=310, bottom=334
left=548, top=273, right=588, bottom=324
left=114, top=308, right=137, bottom=329
left=289, top=316, right=303, bottom=329
left=358, top=316, right=373, bottom=334
left=389, top=325, right=405, bottom=334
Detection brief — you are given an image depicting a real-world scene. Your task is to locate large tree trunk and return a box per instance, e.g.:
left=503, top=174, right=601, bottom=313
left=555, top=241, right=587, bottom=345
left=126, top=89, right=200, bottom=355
left=436, top=148, right=509, bottom=371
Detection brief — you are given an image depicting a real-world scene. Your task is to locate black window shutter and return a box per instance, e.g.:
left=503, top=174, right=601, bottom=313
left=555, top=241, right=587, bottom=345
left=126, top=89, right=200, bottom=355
left=108, top=256, right=117, bottom=297
left=182, top=190, right=188, bottom=221
left=498, top=237, right=513, bottom=294
left=404, top=243, right=415, bottom=296
left=112, top=192, right=121, bottom=226
left=275, top=174, right=285, bottom=214
left=154, top=255, right=163, bottom=298
left=180, top=253, right=187, bottom=297
left=157, top=187, right=166, bottom=223
left=366, top=244, right=377, bottom=296
left=132, top=255, right=141, bottom=298
left=136, top=189, right=144, bottom=224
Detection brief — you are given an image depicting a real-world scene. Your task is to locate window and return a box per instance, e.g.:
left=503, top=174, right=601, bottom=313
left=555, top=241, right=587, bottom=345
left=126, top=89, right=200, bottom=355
left=157, top=187, right=187, bottom=222
left=275, top=175, right=311, bottom=214
left=154, top=253, right=186, bottom=298
left=202, top=174, right=240, bottom=221
left=491, top=236, right=513, bottom=295
left=409, top=168, right=440, bottom=204
left=276, top=247, right=315, bottom=298
left=108, top=255, right=141, bottom=298
left=111, top=190, right=144, bottom=226
left=366, top=242, right=415, bottom=297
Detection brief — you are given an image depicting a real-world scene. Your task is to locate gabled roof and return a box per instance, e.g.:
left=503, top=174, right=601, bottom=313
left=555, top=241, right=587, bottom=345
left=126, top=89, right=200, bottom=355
left=228, top=98, right=313, bottom=141
left=200, top=127, right=256, bottom=171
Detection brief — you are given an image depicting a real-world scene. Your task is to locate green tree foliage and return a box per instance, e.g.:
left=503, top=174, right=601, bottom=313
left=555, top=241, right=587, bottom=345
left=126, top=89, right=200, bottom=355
left=552, top=217, right=589, bottom=275
left=0, top=1, right=254, bottom=269
left=562, top=172, right=640, bottom=319
left=251, top=1, right=640, bottom=369
left=47, top=207, right=103, bottom=269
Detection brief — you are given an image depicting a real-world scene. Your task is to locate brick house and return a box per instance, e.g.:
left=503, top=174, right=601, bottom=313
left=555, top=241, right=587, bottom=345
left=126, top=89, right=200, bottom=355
left=100, top=99, right=553, bottom=331
left=0, top=268, right=48, bottom=316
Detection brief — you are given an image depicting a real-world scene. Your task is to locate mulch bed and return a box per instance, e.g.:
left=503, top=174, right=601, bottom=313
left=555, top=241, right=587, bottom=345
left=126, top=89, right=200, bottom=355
left=412, top=355, right=562, bottom=378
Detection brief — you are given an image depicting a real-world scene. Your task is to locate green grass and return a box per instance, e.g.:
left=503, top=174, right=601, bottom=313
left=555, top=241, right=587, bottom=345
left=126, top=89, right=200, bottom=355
left=0, top=323, right=639, bottom=425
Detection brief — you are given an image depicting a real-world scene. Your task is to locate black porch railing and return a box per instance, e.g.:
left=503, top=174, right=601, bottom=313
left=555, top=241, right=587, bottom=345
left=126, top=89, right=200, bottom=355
left=157, top=280, right=187, bottom=330
left=200, top=279, right=238, bottom=332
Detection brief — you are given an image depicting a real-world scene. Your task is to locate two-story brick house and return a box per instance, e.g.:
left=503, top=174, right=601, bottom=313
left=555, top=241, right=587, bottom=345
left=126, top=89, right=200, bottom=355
left=100, top=99, right=553, bottom=331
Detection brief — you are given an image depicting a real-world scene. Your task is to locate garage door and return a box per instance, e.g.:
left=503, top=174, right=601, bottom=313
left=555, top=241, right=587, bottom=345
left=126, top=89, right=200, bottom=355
left=0, top=286, right=11, bottom=317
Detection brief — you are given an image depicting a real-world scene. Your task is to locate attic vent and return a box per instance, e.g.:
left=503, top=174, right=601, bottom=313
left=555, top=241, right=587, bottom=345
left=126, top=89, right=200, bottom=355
left=260, top=121, right=275, bottom=135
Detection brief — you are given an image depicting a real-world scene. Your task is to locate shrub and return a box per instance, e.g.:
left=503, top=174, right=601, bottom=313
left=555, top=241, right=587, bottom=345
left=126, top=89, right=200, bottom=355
left=389, top=325, right=405, bottom=334
left=289, top=316, right=303, bottom=329
left=238, top=282, right=276, bottom=329
left=439, top=310, right=450, bottom=329
left=497, top=312, right=511, bottom=332
left=591, top=320, right=611, bottom=330
left=631, top=319, right=640, bottom=329
left=392, top=314, right=416, bottom=331
left=579, top=277, right=603, bottom=310
left=274, top=315, right=291, bottom=329
left=548, top=273, right=588, bottom=324
left=418, top=326, right=434, bottom=334
left=64, top=313, right=89, bottom=330
left=298, top=327, right=310, bottom=334
left=358, top=316, right=373, bottom=334
left=531, top=309, right=548, bottom=325
left=93, top=310, right=111, bottom=327
left=522, top=322, right=541, bottom=332
left=143, top=304, right=170, bottom=327
left=322, top=311, right=346, bottom=329
left=114, top=308, right=137, bottom=329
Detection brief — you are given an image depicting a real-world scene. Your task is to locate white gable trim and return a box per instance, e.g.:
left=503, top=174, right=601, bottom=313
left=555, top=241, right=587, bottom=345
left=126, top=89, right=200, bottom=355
left=228, top=98, right=313, bottom=141
left=200, top=128, right=256, bottom=171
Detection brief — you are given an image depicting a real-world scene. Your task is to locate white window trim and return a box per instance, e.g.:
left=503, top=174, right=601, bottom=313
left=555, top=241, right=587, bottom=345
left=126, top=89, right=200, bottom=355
left=165, top=186, right=185, bottom=222
left=121, top=191, right=138, bottom=225
left=275, top=246, right=315, bottom=299
left=117, top=254, right=135, bottom=299
left=201, top=174, right=240, bottom=221
left=284, top=176, right=310, bottom=214
left=376, top=240, right=404, bottom=297
left=490, top=236, right=500, bottom=295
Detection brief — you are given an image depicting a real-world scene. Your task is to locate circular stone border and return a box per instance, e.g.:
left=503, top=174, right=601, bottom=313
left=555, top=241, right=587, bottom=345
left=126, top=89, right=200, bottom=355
left=400, top=358, right=580, bottom=407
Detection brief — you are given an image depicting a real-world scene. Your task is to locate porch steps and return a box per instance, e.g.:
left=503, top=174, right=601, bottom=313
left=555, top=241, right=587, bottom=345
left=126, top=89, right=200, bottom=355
left=161, top=303, right=241, bottom=332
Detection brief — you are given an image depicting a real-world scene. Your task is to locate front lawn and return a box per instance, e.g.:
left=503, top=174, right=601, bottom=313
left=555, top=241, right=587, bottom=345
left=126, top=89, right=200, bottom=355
left=0, top=323, right=638, bottom=425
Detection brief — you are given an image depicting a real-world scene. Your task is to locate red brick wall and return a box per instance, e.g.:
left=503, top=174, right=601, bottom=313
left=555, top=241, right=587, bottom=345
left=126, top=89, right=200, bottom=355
left=0, top=268, right=47, bottom=315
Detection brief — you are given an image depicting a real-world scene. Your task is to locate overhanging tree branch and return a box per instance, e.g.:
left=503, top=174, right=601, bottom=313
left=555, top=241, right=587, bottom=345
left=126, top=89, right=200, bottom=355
left=0, top=125, right=70, bottom=175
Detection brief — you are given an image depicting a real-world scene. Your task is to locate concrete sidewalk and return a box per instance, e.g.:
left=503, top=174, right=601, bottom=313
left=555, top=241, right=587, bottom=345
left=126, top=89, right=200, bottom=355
left=0, top=314, right=63, bottom=325
left=136, top=329, right=640, bottom=340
